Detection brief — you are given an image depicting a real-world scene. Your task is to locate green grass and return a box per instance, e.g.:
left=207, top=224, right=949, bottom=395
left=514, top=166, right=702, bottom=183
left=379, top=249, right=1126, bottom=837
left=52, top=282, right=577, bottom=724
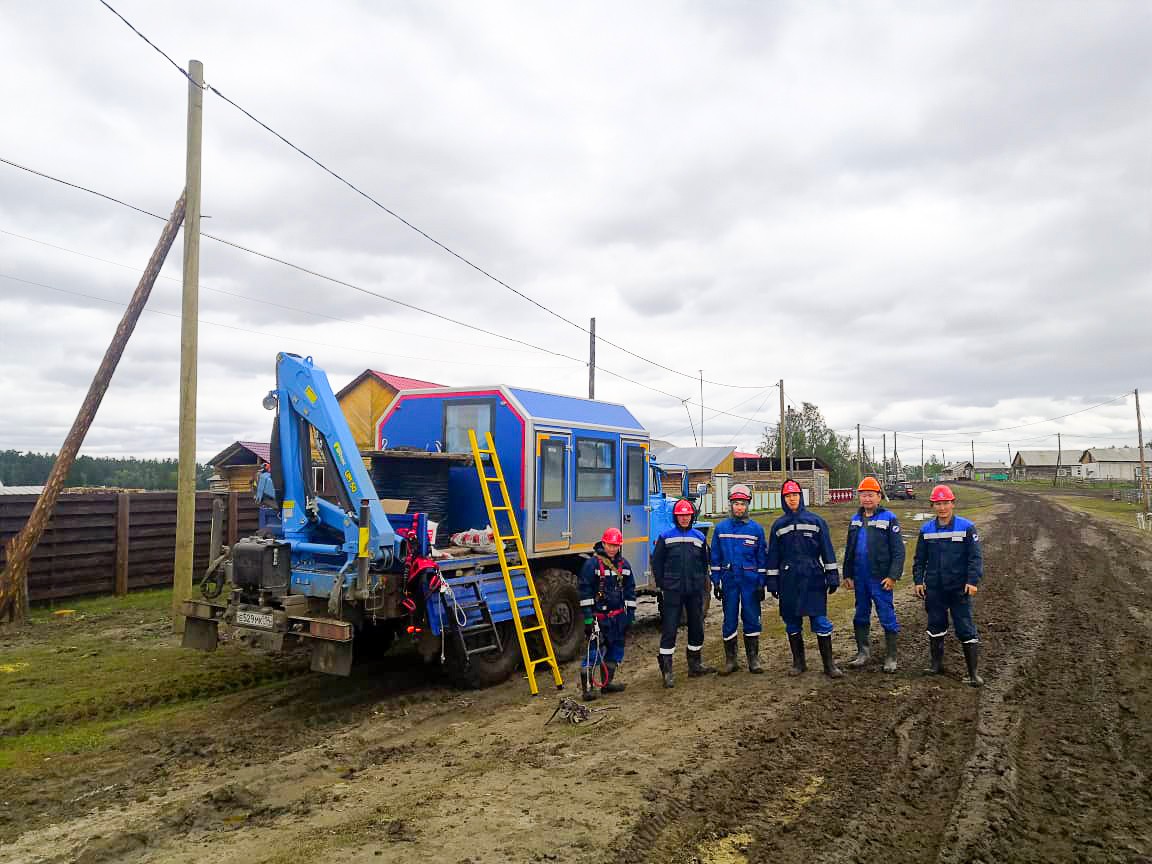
left=29, top=585, right=173, bottom=623
left=1050, top=494, right=1148, bottom=527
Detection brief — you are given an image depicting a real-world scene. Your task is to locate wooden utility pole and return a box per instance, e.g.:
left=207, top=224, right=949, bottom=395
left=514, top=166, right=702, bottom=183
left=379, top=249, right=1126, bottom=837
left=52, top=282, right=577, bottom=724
left=1053, top=433, right=1062, bottom=488
left=882, top=433, right=887, bottom=486
left=699, top=371, right=704, bottom=447
left=0, top=194, right=187, bottom=623
left=1007, top=443, right=1013, bottom=475
left=587, top=317, right=595, bottom=399
left=856, top=424, right=862, bottom=486
left=1136, top=389, right=1150, bottom=512
left=173, top=58, right=204, bottom=633
left=778, top=379, right=786, bottom=480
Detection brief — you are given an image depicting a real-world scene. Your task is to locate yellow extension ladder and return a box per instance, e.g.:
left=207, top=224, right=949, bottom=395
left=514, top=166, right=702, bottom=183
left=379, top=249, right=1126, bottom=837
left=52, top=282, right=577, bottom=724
left=468, top=429, right=564, bottom=695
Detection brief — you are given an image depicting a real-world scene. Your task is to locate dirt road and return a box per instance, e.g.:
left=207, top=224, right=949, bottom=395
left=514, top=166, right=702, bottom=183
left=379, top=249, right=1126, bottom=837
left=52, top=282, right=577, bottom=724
left=2, top=488, right=1150, bottom=863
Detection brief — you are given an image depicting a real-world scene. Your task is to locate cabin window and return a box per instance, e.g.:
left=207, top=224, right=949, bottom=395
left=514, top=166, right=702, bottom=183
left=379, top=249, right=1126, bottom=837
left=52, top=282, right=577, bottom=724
left=576, top=438, right=615, bottom=500
left=311, top=465, right=325, bottom=493
left=540, top=439, right=567, bottom=508
left=444, top=400, right=495, bottom=454
left=625, top=445, right=646, bottom=505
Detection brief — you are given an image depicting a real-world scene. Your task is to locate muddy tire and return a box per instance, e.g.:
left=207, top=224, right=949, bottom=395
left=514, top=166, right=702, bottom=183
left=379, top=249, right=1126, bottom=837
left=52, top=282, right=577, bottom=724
left=443, top=622, right=521, bottom=689
left=536, top=568, right=583, bottom=662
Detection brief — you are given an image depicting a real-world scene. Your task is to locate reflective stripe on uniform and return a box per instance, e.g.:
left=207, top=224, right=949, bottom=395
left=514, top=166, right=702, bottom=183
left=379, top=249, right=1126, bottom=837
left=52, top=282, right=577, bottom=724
left=824, top=563, right=838, bottom=571
left=709, top=565, right=721, bottom=571
left=664, top=536, right=704, bottom=546
left=850, top=519, right=863, bottom=527
left=776, top=525, right=795, bottom=536
left=624, top=600, right=637, bottom=608
left=872, top=521, right=890, bottom=530
left=717, top=532, right=755, bottom=539
left=923, top=531, right=967, bottom=540
left=744, top=630, right=761, bottom=637
left=767, top=568, right=780, bottom=575
left=927, top=629, right=948, bottom=638
left=796, top=524, right=820, bottom=533
left=659, top=647, right=675, bottom=655
left=579, top=598, right=594, bottom=607
left=722, top=632, right=739, bottom=641
left=687, top=644, right=703, bottom=651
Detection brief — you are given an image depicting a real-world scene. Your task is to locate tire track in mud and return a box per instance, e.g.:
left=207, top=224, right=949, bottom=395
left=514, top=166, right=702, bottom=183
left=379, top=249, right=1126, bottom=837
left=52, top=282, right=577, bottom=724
left=617, top=490, right=1152, bottom=864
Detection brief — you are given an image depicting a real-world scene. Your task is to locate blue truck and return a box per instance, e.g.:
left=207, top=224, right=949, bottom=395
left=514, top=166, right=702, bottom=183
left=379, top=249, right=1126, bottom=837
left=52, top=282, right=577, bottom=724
left=182, top=353, right=705, bottom=687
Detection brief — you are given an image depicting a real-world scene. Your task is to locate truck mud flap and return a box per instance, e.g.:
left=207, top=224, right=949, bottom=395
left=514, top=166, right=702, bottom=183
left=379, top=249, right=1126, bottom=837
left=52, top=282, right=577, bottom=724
left=311, top=640, right=354, bottom=676
left=182, top=616, right=219, bottom=652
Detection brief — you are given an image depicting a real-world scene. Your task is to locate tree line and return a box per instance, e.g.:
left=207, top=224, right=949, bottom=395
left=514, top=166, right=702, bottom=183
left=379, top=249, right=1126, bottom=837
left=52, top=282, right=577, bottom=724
left=0, top=450, right=211, bottom=491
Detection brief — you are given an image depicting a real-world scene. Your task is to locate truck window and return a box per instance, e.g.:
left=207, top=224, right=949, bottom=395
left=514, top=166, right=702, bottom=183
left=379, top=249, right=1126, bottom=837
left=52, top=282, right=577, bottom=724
left=625, top=445, right=645, bottom=505
left=443, top=400, right=495, bottom=453
left=540, top=439, right=566, bottom=507
left=575, top=438, right=615, bottom=500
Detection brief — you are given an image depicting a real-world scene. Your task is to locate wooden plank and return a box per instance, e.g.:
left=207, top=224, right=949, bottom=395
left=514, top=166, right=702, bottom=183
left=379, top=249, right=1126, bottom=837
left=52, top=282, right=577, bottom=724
left=227, top=491, right=239, bottom=547
left=115, top=493, right=130, bottom=595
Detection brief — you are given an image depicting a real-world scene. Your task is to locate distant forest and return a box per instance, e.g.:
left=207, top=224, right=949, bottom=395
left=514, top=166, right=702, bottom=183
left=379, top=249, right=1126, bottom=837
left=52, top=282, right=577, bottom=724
left=0, top=450, right=211, bottom=491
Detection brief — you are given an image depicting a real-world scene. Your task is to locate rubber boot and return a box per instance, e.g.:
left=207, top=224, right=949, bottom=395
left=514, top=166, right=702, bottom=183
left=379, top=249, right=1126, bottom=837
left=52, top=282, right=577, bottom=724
left=817, top=634, right=843, bottom=679
left=846, top=624, right=871, bottom=668
left=687, top=648, right=716, bottom=677
left=882, top=630, right=899, bottom=674
left=658, top=653, right=675, bottom=689
left=601, top=662, right=626, bottom=694
left=580, top=669, right=599, bottom=701
left=744, top=635, right=763, bottom=674
left=962, top=642, right=985, bottom=688
left=721, top=638, right=740, bottom=676
left=787, top=633, right=806, bottom=676
left=927, top=636, right=945, bottom=674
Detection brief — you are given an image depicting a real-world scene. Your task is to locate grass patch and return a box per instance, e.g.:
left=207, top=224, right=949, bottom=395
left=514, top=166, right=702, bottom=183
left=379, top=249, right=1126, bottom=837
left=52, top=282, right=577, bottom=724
left=1050, top=495, right=1148, bottom=527
left=29, top=586, right=173, bottom=624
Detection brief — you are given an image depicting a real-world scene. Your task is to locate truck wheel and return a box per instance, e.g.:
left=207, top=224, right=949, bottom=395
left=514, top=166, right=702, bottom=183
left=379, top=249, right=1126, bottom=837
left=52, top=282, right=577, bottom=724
left=537, top=568, right=582, bottom=662
left=443, top=622, right=521, bottom=689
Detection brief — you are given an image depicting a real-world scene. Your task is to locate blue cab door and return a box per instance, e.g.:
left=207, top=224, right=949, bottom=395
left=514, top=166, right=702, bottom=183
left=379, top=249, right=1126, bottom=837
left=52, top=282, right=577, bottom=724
left=621, top=440, right=650, bottom=583
left=533, top=432, right=571, bottom=552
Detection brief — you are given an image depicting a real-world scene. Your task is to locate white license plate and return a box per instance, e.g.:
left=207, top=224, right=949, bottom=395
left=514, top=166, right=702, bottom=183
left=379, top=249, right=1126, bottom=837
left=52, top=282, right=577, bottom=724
left=236, top=610, right=274, bottom=629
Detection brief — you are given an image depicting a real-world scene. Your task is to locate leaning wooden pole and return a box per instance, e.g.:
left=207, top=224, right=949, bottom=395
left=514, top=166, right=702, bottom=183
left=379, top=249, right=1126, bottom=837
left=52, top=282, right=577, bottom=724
left=0, top=193, right=187, bottom=624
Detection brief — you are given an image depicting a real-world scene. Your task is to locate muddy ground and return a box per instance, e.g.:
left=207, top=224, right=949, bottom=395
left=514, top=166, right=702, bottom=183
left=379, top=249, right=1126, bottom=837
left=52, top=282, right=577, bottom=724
left=2, top=486, right=1150, bottom=863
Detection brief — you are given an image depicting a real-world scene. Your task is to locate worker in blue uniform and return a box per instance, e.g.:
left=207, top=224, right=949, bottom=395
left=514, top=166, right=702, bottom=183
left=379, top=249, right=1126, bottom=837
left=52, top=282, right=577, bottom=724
left=253, top=462, right=279, bottom=532
left=913, top=484, right=985, bottom=687
left=843, top=476, right=906, bottom=673
left=577, top=527, right=637, bottom=701
left=766, top=479, right=842, bottom=678
left=652, top=498, right=716, bottom=688
left=710, top=483, right=768, bottom=674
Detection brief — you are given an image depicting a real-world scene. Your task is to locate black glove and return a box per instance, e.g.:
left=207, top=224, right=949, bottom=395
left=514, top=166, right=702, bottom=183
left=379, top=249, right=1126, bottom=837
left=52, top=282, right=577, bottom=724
left=771, top=591, right=779, bottom=600
left=713, top=583, right=723, bottom=600
left=584, top=622, right=594, bottom=638
left=827, top=584, right=838, bottom=595
left=756, top=586, right=766, bottom=602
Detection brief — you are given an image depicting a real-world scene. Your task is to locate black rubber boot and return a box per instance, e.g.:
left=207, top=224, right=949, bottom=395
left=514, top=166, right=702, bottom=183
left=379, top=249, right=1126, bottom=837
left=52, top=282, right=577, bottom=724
left=658, top=653, right=675, bottom=689
left=744, top=635, right=763, bottom=674
left=882, top=630, right=899, bottom=674
left=962, top=642, right=985, bottom=688
left=817, top=635, right=843, bottom=679
left=721, top=638, right=740, bottom=675
left=846, top=624, right=871, bottom=668
left=601, top=662, right=626, bottom=694
left=787, top=633, right=806, bottom=676
left=687, top=648, right=716, bottom=677
left=580, top=669, right=599, bottom=701
left=927, top=636, right=945, bottom=674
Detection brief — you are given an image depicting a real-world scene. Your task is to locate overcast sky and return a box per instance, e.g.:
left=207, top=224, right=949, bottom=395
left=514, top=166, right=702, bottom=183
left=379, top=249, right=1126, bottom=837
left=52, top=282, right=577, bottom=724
left=1, top=1, right=1149, bottom=465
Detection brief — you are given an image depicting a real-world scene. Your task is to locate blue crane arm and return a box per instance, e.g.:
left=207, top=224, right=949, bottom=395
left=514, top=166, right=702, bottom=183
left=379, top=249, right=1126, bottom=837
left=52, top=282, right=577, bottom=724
left=272, top=353, right=396, bottom=563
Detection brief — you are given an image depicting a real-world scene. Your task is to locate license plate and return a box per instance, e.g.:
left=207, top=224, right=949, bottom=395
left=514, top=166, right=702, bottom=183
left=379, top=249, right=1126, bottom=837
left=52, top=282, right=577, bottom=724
left=236, top=610, right=274, bottom=629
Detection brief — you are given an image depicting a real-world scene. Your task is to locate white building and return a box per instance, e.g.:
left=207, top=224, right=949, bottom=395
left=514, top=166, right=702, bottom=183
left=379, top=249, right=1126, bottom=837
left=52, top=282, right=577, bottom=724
left=1080, top=447, right=1152, bottom=482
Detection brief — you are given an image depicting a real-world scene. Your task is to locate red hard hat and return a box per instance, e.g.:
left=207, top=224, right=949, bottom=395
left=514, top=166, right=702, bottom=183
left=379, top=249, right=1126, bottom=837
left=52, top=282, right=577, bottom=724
left=858, top=476, right=882, bottom=493
left=930, top=484, right=955, bottom=502
left=601, top=527, right=624, bottom=545
left=781, top=480, right=802, bottom=496
left=673, top=498, right=696, bottom=517
left=729, top=483, right=752, bottom=502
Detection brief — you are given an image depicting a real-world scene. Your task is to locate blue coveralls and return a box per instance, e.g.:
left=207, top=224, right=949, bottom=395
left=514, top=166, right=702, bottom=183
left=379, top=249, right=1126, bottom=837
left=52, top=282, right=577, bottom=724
left=254, top=469, right=279, bottom=531
left=766, top=500, right=839, bottom=636
left=710, top=517, right=767, bottom=642
left=912, top=516, right=983, bottom=643
left=843, top=506, right=905, bottom=633
left=578, top=543, right=637, bottom=670
left=652, top=525, right=710, bottom=657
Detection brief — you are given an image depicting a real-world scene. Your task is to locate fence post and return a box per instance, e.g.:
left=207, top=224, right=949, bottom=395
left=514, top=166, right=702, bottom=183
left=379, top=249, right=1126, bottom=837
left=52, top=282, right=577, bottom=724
left=115, top=492, right=131, bottom=596
left=227, top=491, right=239, bottom=547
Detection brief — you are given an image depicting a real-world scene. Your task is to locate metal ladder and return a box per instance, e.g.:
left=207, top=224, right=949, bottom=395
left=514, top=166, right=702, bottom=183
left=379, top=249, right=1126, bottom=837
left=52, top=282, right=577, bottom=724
left=468, top=429, right=564, bottom=695
left=450, top=579, right=504, bottom=659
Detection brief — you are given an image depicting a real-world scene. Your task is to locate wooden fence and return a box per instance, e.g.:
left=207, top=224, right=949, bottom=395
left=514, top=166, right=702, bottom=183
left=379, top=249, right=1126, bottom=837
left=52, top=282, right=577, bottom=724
left=0, top=491, right=258, bottom=603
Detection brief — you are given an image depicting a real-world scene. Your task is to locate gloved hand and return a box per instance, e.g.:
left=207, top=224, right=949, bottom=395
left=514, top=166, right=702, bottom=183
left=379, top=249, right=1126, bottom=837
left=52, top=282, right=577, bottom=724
left=713, top=582, right=723, bottom=601
left=771, top=591, right=779, bottom=600
left=584, top=621, right=595, bottom=638
left=827, top=583, right=838, bottom=595
left=756, top=585, right=766, bottom=602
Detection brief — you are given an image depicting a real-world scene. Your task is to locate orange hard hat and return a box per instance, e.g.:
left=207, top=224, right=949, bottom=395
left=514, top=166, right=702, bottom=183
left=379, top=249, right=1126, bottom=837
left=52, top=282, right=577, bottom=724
left=858, top=476, right=882, bottom=493
left=930, top=484, right=955, bottom=502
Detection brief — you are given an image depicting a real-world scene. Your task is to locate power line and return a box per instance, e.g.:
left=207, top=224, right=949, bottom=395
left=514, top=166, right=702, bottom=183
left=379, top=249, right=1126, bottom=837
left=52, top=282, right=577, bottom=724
left=0, top=272, right=573, bottom=370
left=94, top=0, right=776, bottom=392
